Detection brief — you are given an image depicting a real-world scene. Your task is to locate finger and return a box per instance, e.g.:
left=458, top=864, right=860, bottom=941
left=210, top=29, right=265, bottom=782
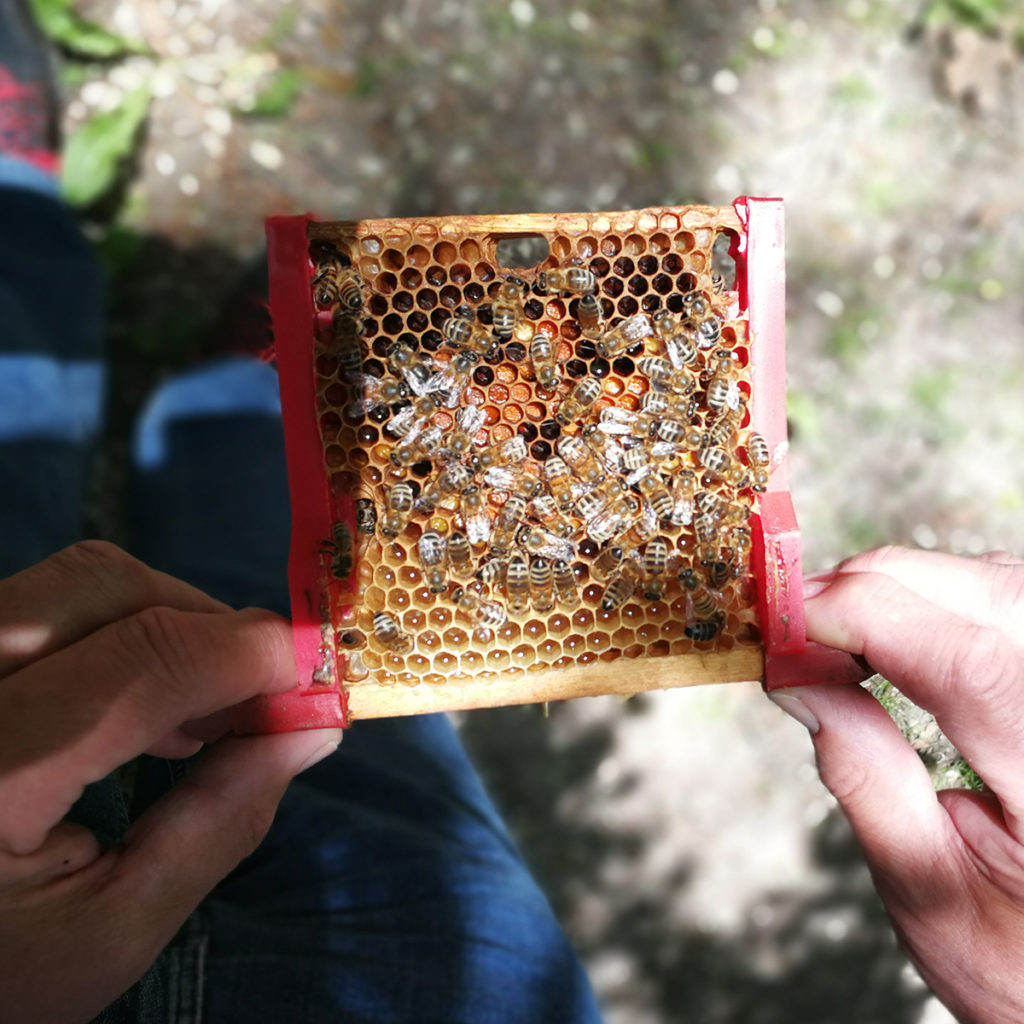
left=144, top=729, right=204, bottom=760
left=938, top=789, right=1024, bottom=905
left=818, top=545, right=1024, bottom=639
left=104, top=730, right=341, bottom=967
left=805, top=571, right=1024, bottom=838
left=0, top=822, right=101, bottom=889
left=0, top=607, right=298, bottom=854
left=975, top=549, right=1024, bottom=567
left=0, top=541, right=228, bottom=679
left=769, top=683, right=961, bottom=899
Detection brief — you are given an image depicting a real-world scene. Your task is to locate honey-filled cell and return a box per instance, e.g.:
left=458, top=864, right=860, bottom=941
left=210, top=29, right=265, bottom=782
left=306, top=204, right=763, bottom=690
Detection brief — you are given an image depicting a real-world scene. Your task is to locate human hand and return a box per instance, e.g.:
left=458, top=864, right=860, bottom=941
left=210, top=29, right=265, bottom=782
left=769, top=545, right=1024, bottom=1024
left=0, top=541, right=342, bottom=1024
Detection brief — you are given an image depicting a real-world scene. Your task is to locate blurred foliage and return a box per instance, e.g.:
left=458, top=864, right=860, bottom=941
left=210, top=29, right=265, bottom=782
left=29, top=0, right=148, bottom=57
left=238, top=66, right=303, bottom=117
left=61, top=83, right=151, bottom=208
left=30, top=0, right=152, bottom=209
left=923, top=0, right=1023, bottom=36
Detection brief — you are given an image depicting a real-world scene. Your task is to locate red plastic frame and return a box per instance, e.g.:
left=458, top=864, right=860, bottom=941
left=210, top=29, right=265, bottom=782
left=232, top=199, right=858, bottom=734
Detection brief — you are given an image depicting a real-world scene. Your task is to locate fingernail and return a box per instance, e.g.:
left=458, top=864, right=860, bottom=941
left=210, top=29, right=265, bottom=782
left=298, top=739, right=340, bottom=773
left=767, top=690, right=820, bottom=734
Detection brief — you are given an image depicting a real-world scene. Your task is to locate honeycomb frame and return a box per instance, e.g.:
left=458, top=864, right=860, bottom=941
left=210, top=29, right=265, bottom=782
left=247, top=199, right=801, bottom=730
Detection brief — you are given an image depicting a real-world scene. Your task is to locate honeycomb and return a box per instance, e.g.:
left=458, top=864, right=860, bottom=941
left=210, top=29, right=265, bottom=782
left=304, top=207, right=766, bottom=694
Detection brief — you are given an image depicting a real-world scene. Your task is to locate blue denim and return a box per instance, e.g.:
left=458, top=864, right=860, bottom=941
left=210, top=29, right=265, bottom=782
left=0, top=172, right=601, bottom=1022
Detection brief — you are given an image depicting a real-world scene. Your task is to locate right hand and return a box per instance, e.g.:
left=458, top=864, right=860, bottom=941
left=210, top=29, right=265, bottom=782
left=0, top=541, right=342, bottom=1023
left=771, top=546, right=1024, bottom=1024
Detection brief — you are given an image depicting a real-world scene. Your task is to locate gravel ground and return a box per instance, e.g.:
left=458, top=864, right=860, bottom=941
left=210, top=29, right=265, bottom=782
left=64, top=1, right=1024, bottom=1021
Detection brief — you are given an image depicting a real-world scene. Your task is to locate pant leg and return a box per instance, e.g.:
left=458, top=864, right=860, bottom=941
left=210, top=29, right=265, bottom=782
left=127, top=361, right=602, bottom=1022
left=0, top=179, right=105, bottom=577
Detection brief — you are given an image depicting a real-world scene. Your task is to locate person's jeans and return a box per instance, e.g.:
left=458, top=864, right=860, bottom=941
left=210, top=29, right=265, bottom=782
left=0, top=171, right=602, bottom=1023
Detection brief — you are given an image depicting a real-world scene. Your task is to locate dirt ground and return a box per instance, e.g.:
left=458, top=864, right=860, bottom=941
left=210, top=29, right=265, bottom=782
left=67, top=1, right=1024, bottom=1021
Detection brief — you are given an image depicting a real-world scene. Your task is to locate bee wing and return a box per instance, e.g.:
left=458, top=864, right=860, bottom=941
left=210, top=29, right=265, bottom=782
left=465, top=512, right=493, bottom=545
left=527, top=529, right=575, bottom=564
left=619, top=312, right=653, bottom=341
left=770, top=439, right=790, bottom=472
left=648, top=440, right=679, bottom=460
left=725, top=381, right=743, bottom=411
left=385, top=405, right=421, bottom=438
left=457, top=404, right=486, bottom=435
left=403, top=361, right=439, bottom=397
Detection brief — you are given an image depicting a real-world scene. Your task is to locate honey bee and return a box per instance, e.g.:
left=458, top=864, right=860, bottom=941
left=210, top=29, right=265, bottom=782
left=443, top=314, right=497, bottom=358
left=388, top=342, right=437, bottom=397
left=695, top=316, right=722, bottom=350
left=529, top=557, right=555, bottom=614
left=490, top=493, right=527, bottom=557
left=556, top=434, right=604, bottom=485
left=504, top=552, right=530, bottom=614
left=637, top=356, right=694, bottom=398
left=418, top=531, right=448, bottom=593
left=595, top=312, right=652, bottom=359
left=469, top=435, right=528, bottom=474
left=351, top=374, right=409, bottom=416
left=543, top=455, right=576, bottom=511
left=552, top=559, right=580, bottom=609
left=634, top=467, right=674, bottom=521
left=483, top=466, right=543, bottom=498
left=453, top=586, right=509, bottom=628
left=591, top=544, right=624, bottom=583
left=601, top=558, right=642, bottom=612
left=530, top=494, right=576, bottom=538
left=442, top=404, right=486, bottom=460
left=577, top=293, right=604, bottom=335
left=597, top=406, right=657, bottom=440
left=652, top=311, right=698, bottom=369
left=355, top=498, right=377, bottom=535
left=520, top=525, right=574, bottom=564
left=706, top=560, right=733, bottom=590
left=491, top=290, right=521, bottom=342
left=703, top=403, right=744, bottom=448
left=679, top=567, right=719, bottom=619
left=538, top=266, right=596, bottom=296
left=418, top=461, right=470, bottom=511
left=685, top=614, right=723, bottom=643
left=373, top=611, right=413, bottom=654
left=695, top=490, right=729, bottom=520
left=705, top=356, right=737, bottom=415
left=556, top=375, right=603, bottom=427
left=642, top=537, right=669, bottom=600
left=620, top=443, right=648, bottom=475
left=332, top=308, right=363, bottom=380
left=681, top=290, right=711, bottom=321
left=426, top=350, right=479, bottom=408
left=529, top=332, right=560, bottom=391
left=654, top=419, right=701, bottom=448
left=746, top=432, right=772, bottom=489
left=587, top=493, right=637, bottom=544
left=699, top=446, right=731, bottom=476
left=389, top=423, right=443, bottom=468
left=385, top=394, right=438, bottom=439
left=460, top=485, right=492, bottom=545
left=379, top=482, right=414, bottom=538
left=581, top=424, right=624, bottom=473
left=447, top=530, right=474, bottom=578
left=319, top=522, right=353, bottom=580
left=669, top=471, right=696, bottom=527
left=313, top=251, right=363, bottom=311
left=729, top=524, right=752, bottom=563
left=476, top=556, right=508, bottom=585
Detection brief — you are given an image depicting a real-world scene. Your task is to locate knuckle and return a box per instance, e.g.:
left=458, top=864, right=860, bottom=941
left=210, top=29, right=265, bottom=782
left=47, top=540, right=148, bottom=598
left=838, top=544, right=907, bottom=577
left=944, top=623, right=1019, bottom=707
left=111, top=606, right=200, bottom=698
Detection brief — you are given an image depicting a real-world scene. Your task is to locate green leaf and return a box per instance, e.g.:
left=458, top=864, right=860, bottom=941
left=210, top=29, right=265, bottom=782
left=30, top=0, right=150, bottom=58
left=240, top=67, right=303, bottom=117
left=61, top=82, right=151, bottom=207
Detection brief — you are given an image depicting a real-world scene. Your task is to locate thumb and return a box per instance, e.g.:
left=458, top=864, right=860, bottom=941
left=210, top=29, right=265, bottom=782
left=106, top=728, right=341, bottom=965
left=768, top=683, right=953, bottom=888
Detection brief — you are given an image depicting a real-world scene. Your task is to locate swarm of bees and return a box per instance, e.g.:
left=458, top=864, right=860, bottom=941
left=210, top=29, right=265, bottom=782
left=310, top=229, right=771, bottom=678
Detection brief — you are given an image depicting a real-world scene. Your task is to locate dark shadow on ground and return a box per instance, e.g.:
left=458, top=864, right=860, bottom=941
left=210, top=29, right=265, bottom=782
left=461, top=705, right=927, bottom=1024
